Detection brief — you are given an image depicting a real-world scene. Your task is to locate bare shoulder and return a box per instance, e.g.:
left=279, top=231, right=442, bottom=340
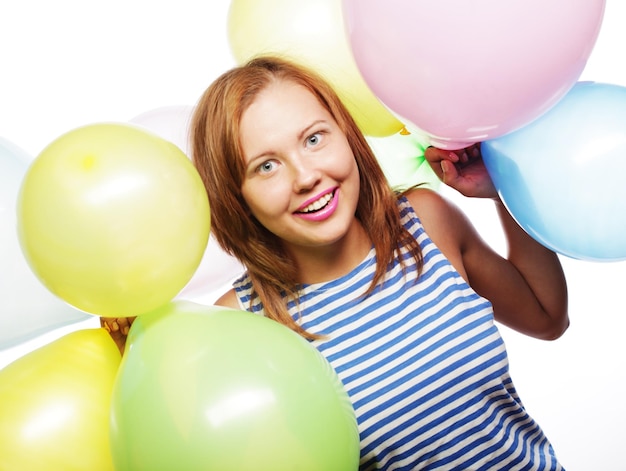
left=404, top=187, right=470, bottom=237
left=404, top=187, right=475, bottom=277
left=214, top=288, right=240, bottom=309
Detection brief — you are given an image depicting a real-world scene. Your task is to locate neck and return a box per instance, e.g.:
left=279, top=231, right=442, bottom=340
left=288, top=221, right=371, bottom=285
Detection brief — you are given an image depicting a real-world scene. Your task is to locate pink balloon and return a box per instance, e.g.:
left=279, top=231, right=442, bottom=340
left=343, top=0, right=605, bottom=149
left=130, top=106, right=195, bottom=157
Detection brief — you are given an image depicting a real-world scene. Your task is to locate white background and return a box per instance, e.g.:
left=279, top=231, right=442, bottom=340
left=1, top=1, right=626, bottom=469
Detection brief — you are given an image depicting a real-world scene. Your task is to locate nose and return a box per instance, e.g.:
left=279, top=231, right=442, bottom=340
left=291, top=159, right=322, bottom=193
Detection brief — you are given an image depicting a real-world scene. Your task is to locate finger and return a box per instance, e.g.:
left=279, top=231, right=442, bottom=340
left=470, top=143, right=481, bottom=158
left=457, top=150, right=469, bottom=164
left=100, top=317, right=119, bottom=332
left=440, top=159, right=460, bottom=185
left=100, top=317, right=131, bottom=355
left=425, top=147, right=462, bottom=183
left=424, top=146, right=460, bottom=164
left=455, top=144, right=483, bottom=169
left=117, top=316, right=136, bottom=335
left=100, top=316, right=134, bottom=336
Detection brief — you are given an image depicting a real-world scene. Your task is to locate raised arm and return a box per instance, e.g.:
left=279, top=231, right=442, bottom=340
left=414, top=145, right=569, bottom=340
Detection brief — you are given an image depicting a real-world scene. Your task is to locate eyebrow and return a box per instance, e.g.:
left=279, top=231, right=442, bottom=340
left=297, top=119, right=328, bottom=140
left=245, top=119, right=330, bottom=165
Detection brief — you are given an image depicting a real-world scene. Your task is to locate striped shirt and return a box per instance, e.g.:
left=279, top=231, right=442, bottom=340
left=234, top=196, right=562, bottom=470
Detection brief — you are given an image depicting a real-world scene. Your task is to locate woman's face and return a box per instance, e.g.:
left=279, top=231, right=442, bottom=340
left=239, top=79, right=361, bottom=256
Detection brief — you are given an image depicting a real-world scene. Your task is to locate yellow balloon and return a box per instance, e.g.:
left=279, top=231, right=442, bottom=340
left=17, top=123, right=211, bottom=317
left=227, top=0, right=404, bottom=137
left=0, top=328, right=121, bottom=471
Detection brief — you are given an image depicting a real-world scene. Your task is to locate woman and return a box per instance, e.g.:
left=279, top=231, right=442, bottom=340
left=113, top=55, right=570, bottom=469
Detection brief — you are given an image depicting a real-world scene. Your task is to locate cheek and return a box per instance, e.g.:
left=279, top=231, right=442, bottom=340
left=338, top=154, right=360, bottom=188
left=241, top=180, right=287, bottom=221
left=333, top=143, right=359, bottom=178
left=342, top=158, right=362, bottom=206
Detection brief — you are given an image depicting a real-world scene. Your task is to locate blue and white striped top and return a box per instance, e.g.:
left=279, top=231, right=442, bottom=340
left=234, top=196, right=562, bottom=470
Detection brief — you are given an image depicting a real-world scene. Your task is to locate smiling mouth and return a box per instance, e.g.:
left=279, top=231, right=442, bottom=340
left=297, top=191, right=335, bottom=213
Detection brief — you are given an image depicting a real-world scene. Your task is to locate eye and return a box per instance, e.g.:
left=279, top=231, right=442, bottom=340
left=306, top=132, right=323, bottom=148
left=256, top=159, right=278, bottom=174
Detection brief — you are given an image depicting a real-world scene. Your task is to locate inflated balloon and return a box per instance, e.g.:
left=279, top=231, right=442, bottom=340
left=228, top=0, right=404, bottom=137
left=175, top=237, right=244, bottom=302
left=17, top=123, right=210, bottom=317
left=0, top=137, right=88, bottom=349
left=343, top=0, right=605, bottom=149
left=482, top=81, right=626, bottom=261
left=129, top=107, right=245, bottom=300
left=130, top=105, right=195, bottom=157
left=366, top=125, right=440, bottom=191
left=0, top=328, right=120, bottom=471
left=111, top=301, right=360, bottom=471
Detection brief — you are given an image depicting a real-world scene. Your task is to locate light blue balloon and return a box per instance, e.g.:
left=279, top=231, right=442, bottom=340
left=482, top=81, right=626, bottom=262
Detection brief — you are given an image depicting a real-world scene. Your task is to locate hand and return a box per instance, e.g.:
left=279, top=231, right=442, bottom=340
left=425, top=143, right=497, bottom=198
left=100, top=316, right=136, bottom=355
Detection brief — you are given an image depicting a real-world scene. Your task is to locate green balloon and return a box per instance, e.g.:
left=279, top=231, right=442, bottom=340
left=110, top=301, right=360, bottom=471
left=366, top=125, right=441, bottom=192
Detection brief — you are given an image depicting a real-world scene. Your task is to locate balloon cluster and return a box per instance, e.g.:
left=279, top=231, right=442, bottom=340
left=0, top=122, right=359, bottom=469
left=1, top=0, right=624, bottom=468
left=341, top=0, right=626, bottom=260
left=226, top=0, right=625, bottom=260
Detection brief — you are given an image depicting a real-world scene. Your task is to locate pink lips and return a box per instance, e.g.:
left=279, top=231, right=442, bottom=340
left=294, top=188, right=339, bottom=222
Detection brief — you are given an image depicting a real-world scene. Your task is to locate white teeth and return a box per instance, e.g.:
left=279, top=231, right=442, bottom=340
left=301, top=192, right=333, bottom=213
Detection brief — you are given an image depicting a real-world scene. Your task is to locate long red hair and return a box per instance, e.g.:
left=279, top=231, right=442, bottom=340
left=191, top=56, right=422, bottom=338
